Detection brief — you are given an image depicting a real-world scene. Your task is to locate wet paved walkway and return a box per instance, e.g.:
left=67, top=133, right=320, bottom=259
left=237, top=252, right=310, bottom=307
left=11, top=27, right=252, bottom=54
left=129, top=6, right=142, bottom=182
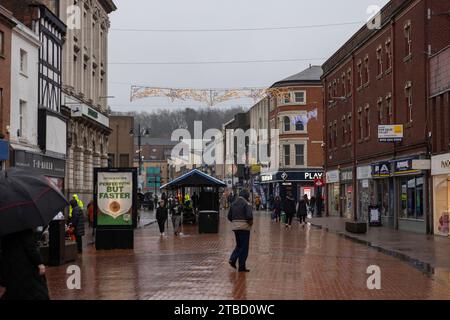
left=310, top=217, right=450, bottom=284
left=43, top=211, right=450, bottom=300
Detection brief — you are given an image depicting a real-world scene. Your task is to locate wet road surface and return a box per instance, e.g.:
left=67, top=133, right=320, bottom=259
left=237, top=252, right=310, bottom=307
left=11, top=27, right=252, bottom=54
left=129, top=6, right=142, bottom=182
left=45, top=211, right=450, bottom=300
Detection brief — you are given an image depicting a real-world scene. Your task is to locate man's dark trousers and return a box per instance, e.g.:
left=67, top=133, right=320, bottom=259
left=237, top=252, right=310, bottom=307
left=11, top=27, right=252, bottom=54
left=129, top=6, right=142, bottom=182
left=230, top=230, right=250, bottom=270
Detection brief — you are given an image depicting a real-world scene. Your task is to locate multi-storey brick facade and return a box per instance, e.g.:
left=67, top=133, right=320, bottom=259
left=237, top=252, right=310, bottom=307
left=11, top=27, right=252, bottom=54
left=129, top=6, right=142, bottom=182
left=0, top=6, right=15, bottom=169
left=323, top=0, right=450, bottom=234
left=261, top=65, right=324, bottom=203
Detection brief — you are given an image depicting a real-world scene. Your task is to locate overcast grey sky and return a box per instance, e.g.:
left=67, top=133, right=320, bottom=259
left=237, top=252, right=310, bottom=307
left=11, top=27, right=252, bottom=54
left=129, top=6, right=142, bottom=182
left=108, top=0, right=389, bottom=113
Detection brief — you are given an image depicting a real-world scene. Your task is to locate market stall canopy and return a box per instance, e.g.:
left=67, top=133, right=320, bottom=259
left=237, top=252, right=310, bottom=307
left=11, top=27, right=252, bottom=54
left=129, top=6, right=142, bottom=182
left=160, top=169, right=226, bottom=190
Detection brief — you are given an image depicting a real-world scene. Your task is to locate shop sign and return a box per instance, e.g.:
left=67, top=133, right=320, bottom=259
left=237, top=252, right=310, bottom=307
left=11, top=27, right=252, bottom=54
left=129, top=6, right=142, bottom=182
left=305, top=172, right=323, bottom=181
left=362, top=179, right=369, bottom=188
left=372, top=162, right=391, bottom=178
left=412, top=160, right=431, bottom=170
left=432, top=154, right=450, bottom=175
left=281, top=171, right=288, bottom=181
left=326, top=170, right=339, bottom=184
left=357, top=166, right=372, bottom=180
left=13, top=150, right=65, bottom=177
left=95, top=168, right=137, bottom=228
left=378, top=125, right=403, bottom=142
left=69, top=103, right=109, bottom=127
left=314, top=178, right=325, bottom=187
left=261, top=174, right=273, bottom=182
left=340, top=169, right=353, bottom=182
left=394, top=159, right=420, bottom=176
left=369, top=206, right=382, bottom=226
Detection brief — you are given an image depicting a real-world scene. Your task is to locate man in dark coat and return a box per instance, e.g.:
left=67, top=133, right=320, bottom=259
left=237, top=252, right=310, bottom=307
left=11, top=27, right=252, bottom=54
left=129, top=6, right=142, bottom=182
left=70, top=199, right=85, bottom=253
left=283, top=193, right=296, bottom=229
left=0, top=229, right=50, bottom=300
left=192, top=192, right=199, bottom=211
left=297, top=194, right=309, bottom=227
left=228, top=189, right=253, bottom=272
left=156, top=200, right=168, bottom=236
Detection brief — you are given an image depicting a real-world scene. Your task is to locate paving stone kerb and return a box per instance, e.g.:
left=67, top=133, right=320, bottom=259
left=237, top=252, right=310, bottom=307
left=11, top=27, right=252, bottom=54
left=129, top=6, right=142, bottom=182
left=310, top=217, right=450, bottom=277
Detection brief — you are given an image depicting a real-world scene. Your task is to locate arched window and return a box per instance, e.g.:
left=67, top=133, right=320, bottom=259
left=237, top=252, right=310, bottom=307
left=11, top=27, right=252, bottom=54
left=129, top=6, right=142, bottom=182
left=295, top=119, right=304, bottom=131
left=283, top=116, right=291, bottom=132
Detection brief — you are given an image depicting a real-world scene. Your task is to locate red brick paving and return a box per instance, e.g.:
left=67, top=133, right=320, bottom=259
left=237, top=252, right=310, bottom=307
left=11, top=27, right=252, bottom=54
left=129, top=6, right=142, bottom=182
left=36, top=212, right=450, bottom=299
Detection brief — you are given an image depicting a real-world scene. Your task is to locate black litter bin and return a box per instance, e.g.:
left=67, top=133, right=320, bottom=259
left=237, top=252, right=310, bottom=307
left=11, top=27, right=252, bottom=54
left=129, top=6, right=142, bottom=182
left=49, top=219, right=65, bottom=266
left=198, top=211, right=219, bottom=234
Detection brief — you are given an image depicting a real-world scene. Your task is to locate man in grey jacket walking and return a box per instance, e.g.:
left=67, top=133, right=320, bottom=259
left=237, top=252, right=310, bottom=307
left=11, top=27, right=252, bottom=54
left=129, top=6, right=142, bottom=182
left=228, top=189, right=253, bottom=272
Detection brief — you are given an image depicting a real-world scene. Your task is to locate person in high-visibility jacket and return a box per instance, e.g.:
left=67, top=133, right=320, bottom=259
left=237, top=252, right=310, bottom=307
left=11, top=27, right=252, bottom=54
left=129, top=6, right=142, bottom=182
left=69, top=194, right=84, bottom=219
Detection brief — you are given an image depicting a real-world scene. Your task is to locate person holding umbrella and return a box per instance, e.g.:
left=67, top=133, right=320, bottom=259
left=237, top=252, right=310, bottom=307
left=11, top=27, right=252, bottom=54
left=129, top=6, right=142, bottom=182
left=0, top=168, right=69, bottom=300
left=1, top=230, right=49, bottom=300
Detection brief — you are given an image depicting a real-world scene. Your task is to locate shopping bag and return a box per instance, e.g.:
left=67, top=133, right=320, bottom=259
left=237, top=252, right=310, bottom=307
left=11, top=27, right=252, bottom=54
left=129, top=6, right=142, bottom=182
left=307, top=206, right=313, bottom=219
left=281, top=212, right=287, bottom=223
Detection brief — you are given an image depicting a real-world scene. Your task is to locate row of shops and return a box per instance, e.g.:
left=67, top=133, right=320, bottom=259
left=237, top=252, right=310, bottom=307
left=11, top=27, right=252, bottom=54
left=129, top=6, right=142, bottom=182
left=326, top=153, right=450, bottom=236
left=250, top=168, right=324, bottom=208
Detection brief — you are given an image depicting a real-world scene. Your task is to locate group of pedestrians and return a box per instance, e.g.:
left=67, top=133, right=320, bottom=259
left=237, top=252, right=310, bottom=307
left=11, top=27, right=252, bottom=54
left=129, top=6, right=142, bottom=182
left=155, top=193, right=199, bottom=237
left=270, top=193, right=315, bottom=228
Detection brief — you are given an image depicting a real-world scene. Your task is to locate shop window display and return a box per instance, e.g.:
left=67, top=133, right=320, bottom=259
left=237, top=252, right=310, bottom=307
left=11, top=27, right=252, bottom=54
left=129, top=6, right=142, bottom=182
left=399, top=177, right=424, bottom=220
left=433, top=175, right=450, bottom=236
left=376, top=180, right=390, bottom=217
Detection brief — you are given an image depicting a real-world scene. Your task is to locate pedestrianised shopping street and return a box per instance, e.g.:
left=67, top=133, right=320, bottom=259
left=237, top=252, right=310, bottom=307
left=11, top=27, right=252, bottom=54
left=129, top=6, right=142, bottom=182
left=43, top=211, right=450, bottom=300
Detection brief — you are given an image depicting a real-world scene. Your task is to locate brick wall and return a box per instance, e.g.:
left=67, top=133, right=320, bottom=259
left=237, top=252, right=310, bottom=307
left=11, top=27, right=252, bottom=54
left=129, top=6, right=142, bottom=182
left=323, top=0, right=443, bottom=170
left=0, top=7, right=14, bottom=141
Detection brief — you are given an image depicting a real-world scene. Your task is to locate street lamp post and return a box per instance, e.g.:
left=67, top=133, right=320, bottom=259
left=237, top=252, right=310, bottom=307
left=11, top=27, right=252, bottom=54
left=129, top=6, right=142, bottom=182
left=130, top=124, right=150, bottom=188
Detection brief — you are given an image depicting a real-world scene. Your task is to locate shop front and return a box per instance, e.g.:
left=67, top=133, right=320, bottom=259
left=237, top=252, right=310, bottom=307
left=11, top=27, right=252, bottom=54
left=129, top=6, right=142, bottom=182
left=10, top=149, right=66, bottom=193
left=393, top=158, right=427, bottom=234
left=260, top=169, right=324, bottom=202
left=340, top=168, right=353, bottom=220
left=432, top=153, right=450, bottom=236
left=356, top=165, right=374, bottom=222
left=326, top=170, right=340, bottom=216
left=372, top=161, right=394, bottom=228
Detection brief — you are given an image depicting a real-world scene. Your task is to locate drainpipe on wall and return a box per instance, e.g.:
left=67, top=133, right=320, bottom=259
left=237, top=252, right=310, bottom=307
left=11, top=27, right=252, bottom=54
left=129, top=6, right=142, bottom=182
left=323, top=80, right=329, bottom=217
left=352, top=53, right=358, bottom=222
left=424, top=0, right=432, bottom=235
left=391, top=18, right=398, bottom=230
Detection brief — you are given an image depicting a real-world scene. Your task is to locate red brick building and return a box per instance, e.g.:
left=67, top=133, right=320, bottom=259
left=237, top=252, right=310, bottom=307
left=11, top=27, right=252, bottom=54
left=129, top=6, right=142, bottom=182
left=261, top=65, right=324, bottom=202
left=322, top=0, right=450, bottom=234
left=0, top=6, right=15, bottom=169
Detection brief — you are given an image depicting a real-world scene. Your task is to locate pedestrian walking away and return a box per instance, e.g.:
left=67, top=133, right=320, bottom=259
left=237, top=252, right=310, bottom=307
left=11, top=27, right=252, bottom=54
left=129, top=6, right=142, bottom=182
left=156, top=200, right=168, bottom=236
left=70, top=199, right=86, bottom=253
left=171, top=200, right=182, bottom=236
left=273, top=196, right=282, bottom=222
left=309, top=196, right=316, bottom=217
left=228, top=189, right=253, bottom=272
left=0, top=229, right=50, bottom=300
left=192, top=192, right=199, bottom=212
left=255, top=195, right=261, bottom=211
left=282, top=193, right=296, bottom=229
left=87, top=200, right=95, bottom=237
left=297, top=194, right=309, bottom=227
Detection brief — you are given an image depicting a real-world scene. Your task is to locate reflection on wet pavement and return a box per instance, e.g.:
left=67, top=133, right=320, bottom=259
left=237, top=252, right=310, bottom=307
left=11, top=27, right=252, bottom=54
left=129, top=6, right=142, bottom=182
left=44, top=212, right=450, bottom=300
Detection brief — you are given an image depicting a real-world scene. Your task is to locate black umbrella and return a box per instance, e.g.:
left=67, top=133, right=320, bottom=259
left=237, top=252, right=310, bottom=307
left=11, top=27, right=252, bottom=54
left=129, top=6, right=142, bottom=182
left=0, top=167, right=69, bottom=237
